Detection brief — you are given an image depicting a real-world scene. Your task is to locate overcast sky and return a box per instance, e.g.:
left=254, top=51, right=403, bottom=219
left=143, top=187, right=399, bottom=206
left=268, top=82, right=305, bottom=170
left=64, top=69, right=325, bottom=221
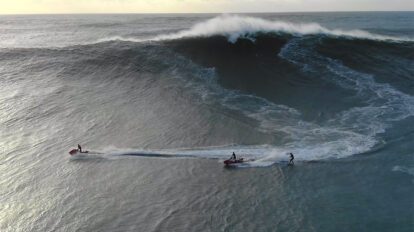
left=1, top=0, right=413, bottom=14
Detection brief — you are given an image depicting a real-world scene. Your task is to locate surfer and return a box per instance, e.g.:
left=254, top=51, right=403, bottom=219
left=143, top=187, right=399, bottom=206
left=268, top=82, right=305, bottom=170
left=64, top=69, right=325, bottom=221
left=231, top=152, right=236, bottom=160
left=289, top=153, right=294, bottom=165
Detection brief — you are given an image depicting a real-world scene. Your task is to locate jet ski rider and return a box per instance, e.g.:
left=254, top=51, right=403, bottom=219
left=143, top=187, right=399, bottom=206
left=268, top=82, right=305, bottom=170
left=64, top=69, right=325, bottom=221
left=231, top=152, right=236, bottom=160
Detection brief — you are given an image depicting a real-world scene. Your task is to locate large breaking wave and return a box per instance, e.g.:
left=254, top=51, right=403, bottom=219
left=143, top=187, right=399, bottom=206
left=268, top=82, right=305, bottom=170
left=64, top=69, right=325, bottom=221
left=2, top=15, right=413, bottom=166
left=99, top=15, right=414, bottom=44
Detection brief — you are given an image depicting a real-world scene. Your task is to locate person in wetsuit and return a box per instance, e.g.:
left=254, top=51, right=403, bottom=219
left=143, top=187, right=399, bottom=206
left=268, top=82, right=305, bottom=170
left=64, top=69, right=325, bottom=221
left=78, top=144, right=82, bottom=152
left=289, top=153, right=294, bottom=165
left=231, top=152, right=236, bottom=160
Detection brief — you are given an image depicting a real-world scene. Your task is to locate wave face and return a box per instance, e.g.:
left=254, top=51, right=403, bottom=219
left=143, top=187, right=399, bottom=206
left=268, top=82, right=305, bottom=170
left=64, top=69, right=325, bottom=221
left=1, top=14, right=414, bottom=166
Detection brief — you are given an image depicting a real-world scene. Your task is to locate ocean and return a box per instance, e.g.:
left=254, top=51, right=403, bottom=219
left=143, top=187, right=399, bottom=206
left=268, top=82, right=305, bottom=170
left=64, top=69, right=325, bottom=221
left=0, top=12, right=413, bottom=231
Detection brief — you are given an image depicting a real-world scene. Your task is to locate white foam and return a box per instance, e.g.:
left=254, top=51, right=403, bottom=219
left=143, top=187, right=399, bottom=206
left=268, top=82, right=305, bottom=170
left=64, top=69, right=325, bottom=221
left=99, top=145, right=313, bottom=167
left=392, top=165, right=414, bottom=176
left=85, top=130, right=377, bottom=167
left=283, top=38, right=414, bottom=119
left=95, top=36, right=146, bottom=44
left=148, top=15, right=412, bottom=43
left=392, top=165, right=414, bottom=183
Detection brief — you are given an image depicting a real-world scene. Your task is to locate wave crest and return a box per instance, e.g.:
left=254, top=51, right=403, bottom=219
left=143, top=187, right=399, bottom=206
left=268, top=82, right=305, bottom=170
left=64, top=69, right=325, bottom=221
left=152, top=15, right=412, bottom=43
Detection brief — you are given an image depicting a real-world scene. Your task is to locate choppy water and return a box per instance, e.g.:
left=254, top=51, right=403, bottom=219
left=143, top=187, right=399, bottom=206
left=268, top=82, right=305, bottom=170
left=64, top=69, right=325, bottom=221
left=1, top=12, right=413, bottom=231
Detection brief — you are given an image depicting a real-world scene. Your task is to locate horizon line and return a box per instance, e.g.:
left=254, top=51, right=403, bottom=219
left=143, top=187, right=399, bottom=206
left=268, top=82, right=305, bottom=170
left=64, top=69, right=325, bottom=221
left=0, top=10, right=413, bottom=16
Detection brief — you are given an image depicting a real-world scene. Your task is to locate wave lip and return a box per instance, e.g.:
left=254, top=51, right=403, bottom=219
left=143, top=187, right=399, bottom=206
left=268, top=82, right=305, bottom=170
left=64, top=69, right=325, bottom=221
left=151, top=15, right=413, bottom=43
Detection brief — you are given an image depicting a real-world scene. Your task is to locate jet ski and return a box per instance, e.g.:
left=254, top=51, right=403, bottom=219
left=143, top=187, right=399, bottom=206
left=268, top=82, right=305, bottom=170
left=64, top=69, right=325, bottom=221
left=69, top=149, right=89, bottom=156
left=224, top=158, right=245, bottom=165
